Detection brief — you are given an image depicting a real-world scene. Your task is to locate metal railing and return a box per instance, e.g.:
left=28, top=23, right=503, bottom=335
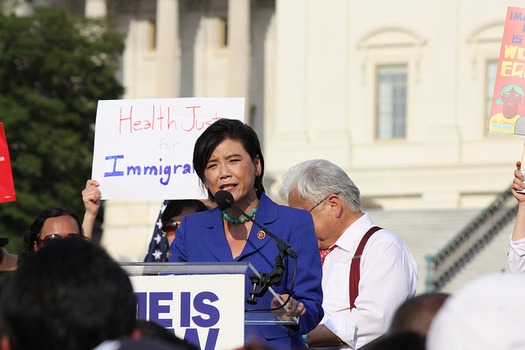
left=425, top=186, right=517, bottom=291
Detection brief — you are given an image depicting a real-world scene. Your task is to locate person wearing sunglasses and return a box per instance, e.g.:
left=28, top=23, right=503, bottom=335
left=17, top=207, right=85, bottom=265
left=0, top=180, right=101, bottom=271
left=0, top=180, right=102, bottom=271
left=144, top=199, right=209, bottom=262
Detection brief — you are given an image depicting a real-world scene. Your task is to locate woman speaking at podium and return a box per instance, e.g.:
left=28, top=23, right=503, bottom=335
left=170, top=118, right=323, bottom=348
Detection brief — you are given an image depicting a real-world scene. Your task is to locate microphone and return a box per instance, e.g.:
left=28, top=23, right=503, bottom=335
left=214, top=190, right=234, bottom=209
left=214, top=190, right=297, bottom=259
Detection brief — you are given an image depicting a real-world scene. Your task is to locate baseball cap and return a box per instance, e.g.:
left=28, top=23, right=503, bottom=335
left=426, top=272, right=525, bottom=350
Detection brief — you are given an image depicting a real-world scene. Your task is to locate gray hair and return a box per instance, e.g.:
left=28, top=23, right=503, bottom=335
left=279, top=159, right=361, bottom=213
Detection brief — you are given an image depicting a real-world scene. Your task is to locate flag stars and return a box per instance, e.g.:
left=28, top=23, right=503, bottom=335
left=152, top=250, right=162, bottom=260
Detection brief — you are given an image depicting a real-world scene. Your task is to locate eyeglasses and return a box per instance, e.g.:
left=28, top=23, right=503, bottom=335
left=37, top=233, right=82, bottom=247
left=309, top=193, right=340, bottom=212
left=161, top=221, right=180, bottom=236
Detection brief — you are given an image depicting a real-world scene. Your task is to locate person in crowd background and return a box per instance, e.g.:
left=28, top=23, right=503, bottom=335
left=0, top=179, right=102, bottom=270
left=279, top=159, right=418, bottom=349
left=388, top=292, right=449, bottom=337
left=17, top=206, right=85, bottom=265
left=426, top=272, right=525, bottom=349
left=144, top=199, right=208, bottom=262
left=133, top=320, right=199, bottom=350
left=360, top=331, right=425, bottom=350
left=170, top=118, right=323, bottom=348
left=93, top=336, right=191, bottom=350
left=0, top=238, right=16, bottom=271
left=509, top=160, right=525, bottom=273
left=0, top=237, right=137, bottom=350
left=361, top=292, right=449, bottom=350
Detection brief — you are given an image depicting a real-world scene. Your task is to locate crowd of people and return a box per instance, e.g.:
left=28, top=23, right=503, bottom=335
left=0, top=118, right=524, bottom=350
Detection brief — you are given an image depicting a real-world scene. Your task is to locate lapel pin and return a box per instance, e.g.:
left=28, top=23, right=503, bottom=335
left=257, top=230, right=266, bottom=240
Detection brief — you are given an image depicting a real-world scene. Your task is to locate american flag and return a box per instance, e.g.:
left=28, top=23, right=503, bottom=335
left=144, top=200, right=169, bottom=262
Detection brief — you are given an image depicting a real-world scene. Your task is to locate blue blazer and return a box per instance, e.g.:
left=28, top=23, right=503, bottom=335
left=170, top=193, right=323, bottom=348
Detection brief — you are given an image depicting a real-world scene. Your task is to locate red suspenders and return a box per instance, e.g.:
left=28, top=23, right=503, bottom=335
left=350, top=226, right=381, bottom=309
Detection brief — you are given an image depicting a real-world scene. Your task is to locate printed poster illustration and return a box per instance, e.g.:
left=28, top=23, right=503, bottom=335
left=488, top=7, right=525, bottom=135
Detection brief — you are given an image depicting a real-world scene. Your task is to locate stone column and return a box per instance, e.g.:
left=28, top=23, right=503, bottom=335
left=85, top=0, right=107, bottom=18
left=228, top=0, right=250, bottom=117
left=156, top=0, right=180, bottom=97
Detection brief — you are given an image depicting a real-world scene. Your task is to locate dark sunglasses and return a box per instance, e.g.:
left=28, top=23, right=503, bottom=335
left=37, top=233, right=82, bottom=247
left=161, top=221, right=180, bottom=234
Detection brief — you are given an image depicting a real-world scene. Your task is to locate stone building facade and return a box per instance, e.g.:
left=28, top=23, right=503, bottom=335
left=23, top=0, right=525, bottom=261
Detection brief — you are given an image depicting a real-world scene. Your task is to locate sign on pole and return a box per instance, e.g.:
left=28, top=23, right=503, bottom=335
left=488, top=7, right=525, bottom=135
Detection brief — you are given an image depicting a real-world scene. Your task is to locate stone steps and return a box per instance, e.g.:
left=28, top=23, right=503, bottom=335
left=367, top=208, right=510, bottom=294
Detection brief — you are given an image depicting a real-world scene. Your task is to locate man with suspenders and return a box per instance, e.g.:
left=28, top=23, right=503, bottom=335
left=279, top=159, right=418, bottom=349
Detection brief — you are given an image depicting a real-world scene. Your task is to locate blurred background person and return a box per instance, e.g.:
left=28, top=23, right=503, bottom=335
left=427, top=272, right=525, bottom=350
left=361, top=292, right=449, bottom=350
left=389, top=292, right=449, bottom=337
left=133, top=319, right=199, bottom=350
left=0, top=180, right=101, bottom=270
left=0, top=237, right=137, bottom=350
left=18, top=206, right=85, bottom=265
left=144, top=199, right=208, bottom=262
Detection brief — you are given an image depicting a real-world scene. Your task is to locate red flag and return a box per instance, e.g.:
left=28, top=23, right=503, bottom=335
left=0, top=123, right=16, bottom=203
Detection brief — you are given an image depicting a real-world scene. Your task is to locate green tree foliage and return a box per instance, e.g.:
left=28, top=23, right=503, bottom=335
left=0, top=6, right=125, bottom=250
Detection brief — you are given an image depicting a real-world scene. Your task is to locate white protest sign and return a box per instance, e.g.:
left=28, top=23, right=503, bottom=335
left=92, top=98, right=244, bottom=199
left=132, top=273, right=245, bottom=350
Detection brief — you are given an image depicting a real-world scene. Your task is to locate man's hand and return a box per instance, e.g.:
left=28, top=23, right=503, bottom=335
left=306, top=324, right=347, bottom=348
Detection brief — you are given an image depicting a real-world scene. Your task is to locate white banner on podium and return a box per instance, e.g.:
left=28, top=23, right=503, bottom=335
left=131, top=273, right=244, bottom=350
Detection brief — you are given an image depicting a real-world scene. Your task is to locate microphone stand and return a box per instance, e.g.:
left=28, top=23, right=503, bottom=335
left=247, top=250, right=285, bottom=305
left=226, top=203, right=297, bottom=305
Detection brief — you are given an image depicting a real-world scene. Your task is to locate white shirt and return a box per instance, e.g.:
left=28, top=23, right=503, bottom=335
left=508, top=234, right=525, bottom=274
left=321, top=213, right=418, bottom=349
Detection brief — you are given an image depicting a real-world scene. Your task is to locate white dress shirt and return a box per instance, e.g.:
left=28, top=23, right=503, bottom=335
left=508, top=234, right=525, bottom=274
left=321, top=213, right=418, bottom=349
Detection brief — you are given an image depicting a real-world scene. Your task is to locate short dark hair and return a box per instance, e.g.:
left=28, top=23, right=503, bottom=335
left=389, top=292, right=449, bottom=337
left=135, top=320, right=199, bottom=350
left=0, top=238, right=137, bottom=350
left=19, top=207, right=84, bottom=264
left=193, top=118, right=265, bottom=200
left=363, top=331, right=425, bottom=350
left=161, top=200, right=208, bottom=223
